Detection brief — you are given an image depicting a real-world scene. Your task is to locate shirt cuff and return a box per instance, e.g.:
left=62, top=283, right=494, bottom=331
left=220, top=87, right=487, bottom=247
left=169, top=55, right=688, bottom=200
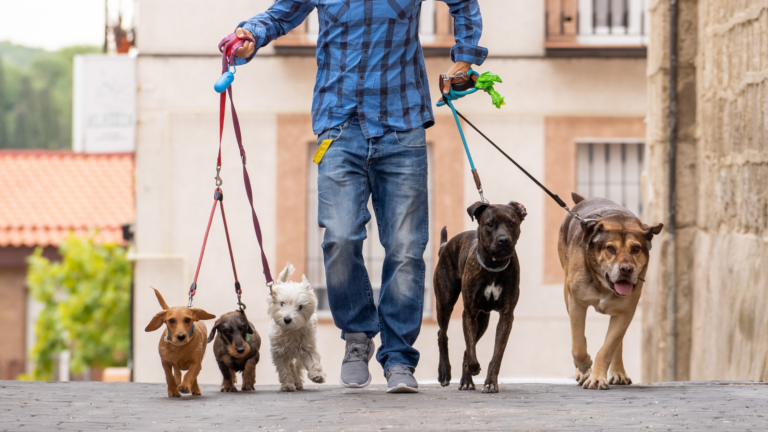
left=233, top=21, right=261, bottom=66
left=450, top=43, right=489, bottom=66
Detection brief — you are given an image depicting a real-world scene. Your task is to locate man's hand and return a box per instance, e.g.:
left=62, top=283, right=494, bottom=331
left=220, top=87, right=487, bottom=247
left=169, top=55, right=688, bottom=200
left=442, top=61, right=474, bottom=94
left=234, top=28, right=256, bottom=59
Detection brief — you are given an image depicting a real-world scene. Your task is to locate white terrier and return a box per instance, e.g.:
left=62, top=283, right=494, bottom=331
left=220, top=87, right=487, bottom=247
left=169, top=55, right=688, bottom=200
left=268, top=263, right=326, bottom=391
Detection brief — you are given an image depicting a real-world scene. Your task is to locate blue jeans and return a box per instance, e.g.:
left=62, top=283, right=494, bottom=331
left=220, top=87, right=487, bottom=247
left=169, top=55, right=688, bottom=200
left=317, top=116, right=429, bottom=372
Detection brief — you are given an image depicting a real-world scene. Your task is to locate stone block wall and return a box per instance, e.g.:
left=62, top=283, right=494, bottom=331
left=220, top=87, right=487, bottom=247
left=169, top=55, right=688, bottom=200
left=644, top=0, right=768, bottom=382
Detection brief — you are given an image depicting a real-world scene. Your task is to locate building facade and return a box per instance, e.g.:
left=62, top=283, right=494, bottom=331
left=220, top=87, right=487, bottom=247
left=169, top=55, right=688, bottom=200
left=133, top=0, right=651, bottom=385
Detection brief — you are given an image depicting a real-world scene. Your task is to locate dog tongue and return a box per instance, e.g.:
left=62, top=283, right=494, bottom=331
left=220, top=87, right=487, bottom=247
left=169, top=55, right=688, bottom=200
left=614, top=281, right=633, bottom=296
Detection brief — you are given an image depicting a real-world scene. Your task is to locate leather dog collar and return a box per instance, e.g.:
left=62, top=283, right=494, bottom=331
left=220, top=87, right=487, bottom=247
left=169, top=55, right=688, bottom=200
left=165, top=324, right=195, bottom=343
left=476, top=251, right=511, bottom=273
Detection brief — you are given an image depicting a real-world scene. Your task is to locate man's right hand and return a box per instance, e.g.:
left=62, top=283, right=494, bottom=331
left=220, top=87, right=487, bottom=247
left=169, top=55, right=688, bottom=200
left=234, top=28, right=255, bottom=58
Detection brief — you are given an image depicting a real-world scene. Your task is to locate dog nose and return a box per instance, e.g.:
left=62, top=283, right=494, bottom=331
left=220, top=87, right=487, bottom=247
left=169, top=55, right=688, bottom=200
left=620, top=264, right=634, bottom=275
left=496, top=236, right=509, bottom=246
left=176, top=333, right=186, bottom=341
left=283, top=317, right=292, bottom=324
left=236, top=346, right=245, bottom=354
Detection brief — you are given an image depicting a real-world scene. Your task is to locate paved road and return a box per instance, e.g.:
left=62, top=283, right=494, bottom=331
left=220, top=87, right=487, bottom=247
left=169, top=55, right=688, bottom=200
left=1, top=381, right=767, bottom=431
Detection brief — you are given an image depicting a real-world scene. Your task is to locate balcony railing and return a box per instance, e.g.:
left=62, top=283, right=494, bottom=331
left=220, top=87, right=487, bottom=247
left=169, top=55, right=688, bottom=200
left=274, top=0, right=454, bottom=55
left=545, top=0, right=648, bottom=57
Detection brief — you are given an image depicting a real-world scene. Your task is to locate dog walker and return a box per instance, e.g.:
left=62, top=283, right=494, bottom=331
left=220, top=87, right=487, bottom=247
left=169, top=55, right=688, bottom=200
left=186, top=33, right=275, bottom=311
left=437, top=71, right=595, bottom=225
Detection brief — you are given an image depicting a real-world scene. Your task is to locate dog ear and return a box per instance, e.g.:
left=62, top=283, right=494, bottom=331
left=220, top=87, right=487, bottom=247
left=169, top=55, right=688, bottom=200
left=190, top=308, right=216, bottom=322
left=580, top=220, right=604, bottom=245
left=145, top=310, right=166, bottom=332
left=247, top=322, right=255, bottom=335
left=508, top=201, right=527, bottom=222
left=642, top=223, right=664, bottom=250
left=571, top=192, right=586, bottom=205
left=467, top=202, right=490, bottom=222
left=151, top=287, right=169, bottom=310
left=207, top=317, right=221, bottom=343
left=301, top=274, right=312, bottom=291
left=277, top=262, right=296, bottom=284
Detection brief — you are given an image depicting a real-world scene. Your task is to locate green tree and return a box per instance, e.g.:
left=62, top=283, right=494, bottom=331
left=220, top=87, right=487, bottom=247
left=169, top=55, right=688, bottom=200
left=24, top=236, right=131, bottom=381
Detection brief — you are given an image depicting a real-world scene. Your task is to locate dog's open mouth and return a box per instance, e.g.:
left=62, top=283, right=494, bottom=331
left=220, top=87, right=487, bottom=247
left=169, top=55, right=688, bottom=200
left=606, top=274, right=634, bottom=296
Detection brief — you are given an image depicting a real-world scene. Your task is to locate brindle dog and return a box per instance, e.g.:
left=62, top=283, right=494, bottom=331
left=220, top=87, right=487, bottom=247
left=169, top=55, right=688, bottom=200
left=559, top=193, right=663, bottom=390
left=208, top=310, right=261, bottom=392
left=434, top=201, right=527, bottom=393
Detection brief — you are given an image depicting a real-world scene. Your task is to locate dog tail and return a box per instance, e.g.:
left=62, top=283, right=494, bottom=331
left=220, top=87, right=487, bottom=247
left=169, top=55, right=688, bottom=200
left=438, top=227, right=448, bottom=258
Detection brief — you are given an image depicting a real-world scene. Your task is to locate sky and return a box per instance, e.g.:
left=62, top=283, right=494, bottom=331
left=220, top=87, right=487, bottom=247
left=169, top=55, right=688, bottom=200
left=0, top=0, right=133, bottom=51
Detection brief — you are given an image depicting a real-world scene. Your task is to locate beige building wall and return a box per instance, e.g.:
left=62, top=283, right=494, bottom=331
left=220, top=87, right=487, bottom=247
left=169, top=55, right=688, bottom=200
left=133, top=0, right=648, bottom=386
left=644, top=0, right=768, bottom=382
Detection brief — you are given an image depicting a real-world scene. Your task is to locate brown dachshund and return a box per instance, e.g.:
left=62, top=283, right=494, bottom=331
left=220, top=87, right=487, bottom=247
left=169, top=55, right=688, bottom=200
left=144, top=288, right=216, bottom=397
left=207, top=310, right=261, bottom=392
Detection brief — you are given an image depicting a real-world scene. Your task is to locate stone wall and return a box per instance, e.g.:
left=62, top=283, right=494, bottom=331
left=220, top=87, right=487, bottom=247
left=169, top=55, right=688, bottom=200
left=644, top=0, right=768, bottom=382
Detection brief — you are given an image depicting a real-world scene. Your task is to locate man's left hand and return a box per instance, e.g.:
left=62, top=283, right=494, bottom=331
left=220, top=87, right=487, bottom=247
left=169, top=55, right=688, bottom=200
left=442, top=62, right=474, bottom=94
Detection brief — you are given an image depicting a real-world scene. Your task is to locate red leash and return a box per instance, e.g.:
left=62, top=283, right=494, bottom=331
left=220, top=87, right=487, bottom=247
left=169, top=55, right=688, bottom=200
left=188, top=34, right=274, bottom=309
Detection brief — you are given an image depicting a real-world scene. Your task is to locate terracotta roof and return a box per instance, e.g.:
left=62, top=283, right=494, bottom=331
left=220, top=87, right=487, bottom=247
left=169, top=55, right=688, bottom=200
left=0, top=150, right=134, bottom=247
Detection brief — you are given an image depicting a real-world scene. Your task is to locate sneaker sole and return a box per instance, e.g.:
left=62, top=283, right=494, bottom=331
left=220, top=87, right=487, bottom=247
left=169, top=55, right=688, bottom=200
left=386, top=383, right=419, bottom=393
left=339, top=339, right=375, bottom=389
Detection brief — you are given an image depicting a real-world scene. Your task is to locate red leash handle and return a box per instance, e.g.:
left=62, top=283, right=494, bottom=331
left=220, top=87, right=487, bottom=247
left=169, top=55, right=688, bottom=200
left=189, top=33, right=274, bottom=307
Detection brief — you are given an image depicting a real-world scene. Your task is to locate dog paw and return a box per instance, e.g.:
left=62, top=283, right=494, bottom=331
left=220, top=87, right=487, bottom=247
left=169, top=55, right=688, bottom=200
left=608, top=371, right=632, bottom=385
left=280, top=383, right=297, bottom=392
left=459, top=376, right=475, bottom=391
left=192, top=389, right=202, bottom=396
left=466, top=361, right=481, bottom=376
left=221, top=386, right=238, bottom=393
left=438, top=364, right=451, bottom=387
left=482, top=383, right=499, bottom=394
left=308, top=371, right=326, bottom=384
left=582, top=376, right=610, bottom=390
left=178, top=385, right=191, bottom=394
left=575, top=368, right=591, bottom=385
left=295, top=380, right=304, bottom=390
left=241, top=383, right=255, bottom=391
left=168, top=389, right=181, bottom=398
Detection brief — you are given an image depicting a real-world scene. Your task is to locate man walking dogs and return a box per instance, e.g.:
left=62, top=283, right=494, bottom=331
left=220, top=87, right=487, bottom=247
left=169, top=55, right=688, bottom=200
left=233, top=0, right=487, bottom=393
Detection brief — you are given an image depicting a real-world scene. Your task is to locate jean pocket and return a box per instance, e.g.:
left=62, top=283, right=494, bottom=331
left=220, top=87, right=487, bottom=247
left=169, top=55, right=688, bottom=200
left=318, top=125, right=344, bottom=145
left=394, top=127, right=426, bottom=148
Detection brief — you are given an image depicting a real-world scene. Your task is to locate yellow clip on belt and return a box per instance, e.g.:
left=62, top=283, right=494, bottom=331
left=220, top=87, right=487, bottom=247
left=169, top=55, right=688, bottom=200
left=313, top=139, right=333, bottom=164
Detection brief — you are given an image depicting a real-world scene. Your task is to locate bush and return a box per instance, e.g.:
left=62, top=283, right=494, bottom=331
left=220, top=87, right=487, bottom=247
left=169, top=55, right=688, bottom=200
left=23, top=235, right=131, bottom=381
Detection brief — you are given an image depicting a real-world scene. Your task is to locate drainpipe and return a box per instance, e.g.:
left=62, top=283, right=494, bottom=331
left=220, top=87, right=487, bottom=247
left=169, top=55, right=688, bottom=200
left=666, top=0, right=678, bottom=383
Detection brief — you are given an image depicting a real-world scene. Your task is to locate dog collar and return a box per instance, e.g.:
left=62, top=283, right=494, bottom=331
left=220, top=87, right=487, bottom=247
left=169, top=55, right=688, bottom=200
left=476, top=251, right=511, bottom=273
left=164, top=324, right=195, bottom=343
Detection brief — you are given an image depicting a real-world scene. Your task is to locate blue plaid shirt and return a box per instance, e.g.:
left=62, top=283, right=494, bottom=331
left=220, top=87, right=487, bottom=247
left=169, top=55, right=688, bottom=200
left=236, top=0, right=487, bottom=138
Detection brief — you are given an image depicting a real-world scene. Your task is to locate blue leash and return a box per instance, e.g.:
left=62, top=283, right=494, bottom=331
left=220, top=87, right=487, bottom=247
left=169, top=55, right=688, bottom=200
left=437, top=69, right=487, bottom=203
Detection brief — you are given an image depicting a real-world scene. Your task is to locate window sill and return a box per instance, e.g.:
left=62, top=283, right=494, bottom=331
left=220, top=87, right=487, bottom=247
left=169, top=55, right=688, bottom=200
left=544, top=42, right=647, bottom=58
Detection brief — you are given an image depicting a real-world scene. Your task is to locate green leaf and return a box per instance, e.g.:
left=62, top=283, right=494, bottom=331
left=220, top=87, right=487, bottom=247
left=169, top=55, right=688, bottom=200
left=474, top=71, right=506, bottom=109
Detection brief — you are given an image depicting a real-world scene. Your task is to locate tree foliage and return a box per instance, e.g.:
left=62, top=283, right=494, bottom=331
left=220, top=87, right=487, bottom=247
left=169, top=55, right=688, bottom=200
left=24, top=236, right=131, bottom=381
left=0, top=43, right=100, bottom=150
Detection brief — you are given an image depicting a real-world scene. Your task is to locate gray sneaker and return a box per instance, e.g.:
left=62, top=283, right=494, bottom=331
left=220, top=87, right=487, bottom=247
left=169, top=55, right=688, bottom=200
left=385, top=366, right=419, bottom=393
left=340, top=333, right=375, bottom=388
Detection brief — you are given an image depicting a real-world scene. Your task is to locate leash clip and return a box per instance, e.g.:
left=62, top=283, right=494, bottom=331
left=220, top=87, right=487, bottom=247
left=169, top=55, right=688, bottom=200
left=215, top=165, right=223, bottom=187
left=267, top=281, right=274, bottom=295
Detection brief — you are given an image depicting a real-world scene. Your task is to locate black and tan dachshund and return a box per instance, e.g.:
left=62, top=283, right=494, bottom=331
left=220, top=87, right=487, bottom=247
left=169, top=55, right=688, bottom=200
left=207, top=310, right=261, bottom=392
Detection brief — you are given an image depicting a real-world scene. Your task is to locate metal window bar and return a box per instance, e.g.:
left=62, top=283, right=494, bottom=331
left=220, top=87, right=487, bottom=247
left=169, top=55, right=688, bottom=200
left=577, top=141, right=646, bottom=218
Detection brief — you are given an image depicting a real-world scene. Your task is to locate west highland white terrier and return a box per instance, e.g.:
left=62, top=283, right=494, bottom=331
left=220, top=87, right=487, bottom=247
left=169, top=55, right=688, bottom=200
left=268, top=263, right=326, bottom=391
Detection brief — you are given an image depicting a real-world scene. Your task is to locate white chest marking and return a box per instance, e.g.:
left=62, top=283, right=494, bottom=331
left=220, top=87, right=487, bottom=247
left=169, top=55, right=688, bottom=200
left=484, top=283, right=502, bottom=301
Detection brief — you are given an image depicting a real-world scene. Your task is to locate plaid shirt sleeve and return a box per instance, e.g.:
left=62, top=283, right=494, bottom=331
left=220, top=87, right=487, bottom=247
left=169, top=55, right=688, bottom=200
left=234, top=0, right=317, bottom=66
left=441, top=0, right=488, bottom=65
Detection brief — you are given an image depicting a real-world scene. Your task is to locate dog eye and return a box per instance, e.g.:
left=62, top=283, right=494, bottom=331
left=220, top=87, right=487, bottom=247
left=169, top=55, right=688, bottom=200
left=297, top=305, right=303, bottom=311
left=184, top=318, right=191, bottom=324
left=485, top=221, right=494, bottom=228
left=168, top=318, right=175, bottom=324
left=606, top=245, right=617, bottom=255
left=280, top=302, right=285, bottom=307
left=631, top=246, right=641, bottom=254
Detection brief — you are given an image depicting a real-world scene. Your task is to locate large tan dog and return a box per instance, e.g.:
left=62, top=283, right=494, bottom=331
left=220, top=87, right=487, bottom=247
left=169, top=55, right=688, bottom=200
left=145, top=288, right=216, bottom=397
left=559, top=194, right=663, bottom=390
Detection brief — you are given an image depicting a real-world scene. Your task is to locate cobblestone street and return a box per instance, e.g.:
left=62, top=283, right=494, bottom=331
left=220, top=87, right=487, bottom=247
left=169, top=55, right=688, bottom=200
left=1, top=381, right=767, bottom=431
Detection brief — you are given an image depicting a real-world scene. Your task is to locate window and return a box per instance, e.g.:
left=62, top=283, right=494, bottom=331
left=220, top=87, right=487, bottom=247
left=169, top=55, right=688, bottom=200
left=545, top=0, right=648, bottom=54
left=306, top=143, right=434, bottom=318
left=576, top=139, right=645, bottom=218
